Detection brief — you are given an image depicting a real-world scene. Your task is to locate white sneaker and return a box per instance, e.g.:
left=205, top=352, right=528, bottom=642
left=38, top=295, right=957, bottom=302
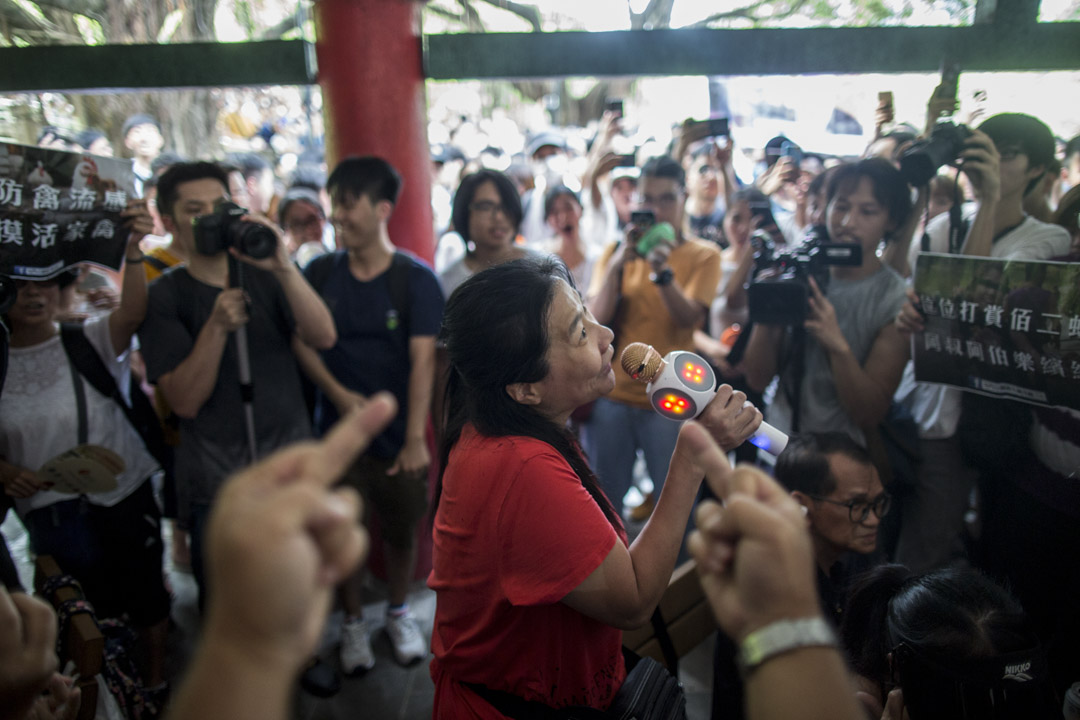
left=340, top=618, right=375, bottom=675
left=385, top=612, right=427, bottom=666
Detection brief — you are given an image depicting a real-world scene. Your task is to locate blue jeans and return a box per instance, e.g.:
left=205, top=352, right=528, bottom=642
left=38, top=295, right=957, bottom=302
left=583, top=396, right=684, bottom=519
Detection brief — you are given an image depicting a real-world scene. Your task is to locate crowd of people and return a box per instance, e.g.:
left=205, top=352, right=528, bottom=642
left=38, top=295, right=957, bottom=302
left=1, top=85, right=1079, bottom=720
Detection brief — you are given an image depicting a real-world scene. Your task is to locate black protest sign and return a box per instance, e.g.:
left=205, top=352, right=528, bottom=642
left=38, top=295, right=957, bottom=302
left=913, top=253, right=1080, bottom=412
left=0, top=143, right=136, bottom=280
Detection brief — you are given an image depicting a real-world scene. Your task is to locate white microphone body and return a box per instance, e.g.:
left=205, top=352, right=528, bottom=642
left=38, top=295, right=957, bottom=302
left=640, top=349, right=789, bottom=456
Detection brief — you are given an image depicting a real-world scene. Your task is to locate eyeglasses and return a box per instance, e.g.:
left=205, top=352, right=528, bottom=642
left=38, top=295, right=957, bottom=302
left=469, top=200, right=512, bottom=217
left=805, top=492, right=891, bottom=524
left=285, top=214, right=323, bottom=233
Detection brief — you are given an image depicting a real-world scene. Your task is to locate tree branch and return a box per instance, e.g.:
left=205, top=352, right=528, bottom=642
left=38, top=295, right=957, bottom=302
left=629, top=0, right=676, bottom=29
left=18, top=0, right=105, bottom=16
left=426, top=3, right=467, bottom=23
left=0, top=1, right=58, bottom=33
left=689, top=0, right=810, bottom=26
left=477, top=0, right=542, bottom=31
left=457, top=0, right=484, bottom=31
left=259, top=13, right=300, bottom=40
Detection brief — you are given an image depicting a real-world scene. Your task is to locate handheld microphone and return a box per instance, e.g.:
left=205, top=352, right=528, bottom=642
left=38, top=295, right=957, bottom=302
left=620, top=342, right=789, bottom=456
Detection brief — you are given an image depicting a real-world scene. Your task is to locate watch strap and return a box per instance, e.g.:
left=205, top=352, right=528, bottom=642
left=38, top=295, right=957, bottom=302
left=738, top=617, right=837, bottom=675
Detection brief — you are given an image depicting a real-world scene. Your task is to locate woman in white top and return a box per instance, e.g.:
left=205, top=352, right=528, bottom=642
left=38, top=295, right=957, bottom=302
left=438, top=169, right=537, bottom=298
left=0, top=203, right=170, bottom=687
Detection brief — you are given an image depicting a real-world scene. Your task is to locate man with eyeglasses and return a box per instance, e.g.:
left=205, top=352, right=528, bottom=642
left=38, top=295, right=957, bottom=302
left=586, top=155, right=721, bottom=521
left=277, top=185, right=328, bottom=269
left=774, top=432, right=889, bottom=627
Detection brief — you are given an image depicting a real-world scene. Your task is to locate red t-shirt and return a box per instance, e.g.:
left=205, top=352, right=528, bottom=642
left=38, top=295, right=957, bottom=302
left=429, top=425, right=628, bottom=718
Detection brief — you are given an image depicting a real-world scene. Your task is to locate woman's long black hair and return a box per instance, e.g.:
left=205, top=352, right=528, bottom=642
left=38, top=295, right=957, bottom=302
left=433, top=256, right=621, bottom=531
left=841, top=565, right=1057, bottom=719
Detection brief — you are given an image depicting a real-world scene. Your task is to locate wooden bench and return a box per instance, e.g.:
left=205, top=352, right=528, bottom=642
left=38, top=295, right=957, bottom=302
left=34, top=556, right=102, bottom=720
left=623, top=559, right=717, bottom=674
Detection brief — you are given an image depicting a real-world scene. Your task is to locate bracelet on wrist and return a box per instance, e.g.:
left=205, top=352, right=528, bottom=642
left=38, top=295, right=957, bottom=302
left=125, top=255, right=145, bottom=263
left=737, top=616, right=837, bottom=676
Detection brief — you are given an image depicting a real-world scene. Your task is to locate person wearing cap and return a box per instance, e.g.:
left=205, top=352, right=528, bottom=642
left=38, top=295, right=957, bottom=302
left=520, top=130, right=570, bottom=246
left=76, top=128, right=113, bottom=157
left=278, top=185, right=328, bottom=269
left=122, top=113, right=164, bottom=196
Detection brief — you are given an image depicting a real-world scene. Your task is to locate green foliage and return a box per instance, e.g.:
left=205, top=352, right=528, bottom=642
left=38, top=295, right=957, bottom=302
left=73, top=14, right=104, bottom=45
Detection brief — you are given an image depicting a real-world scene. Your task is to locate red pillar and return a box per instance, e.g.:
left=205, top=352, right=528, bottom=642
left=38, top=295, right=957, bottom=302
left=314, top=0, right=434, bottom=263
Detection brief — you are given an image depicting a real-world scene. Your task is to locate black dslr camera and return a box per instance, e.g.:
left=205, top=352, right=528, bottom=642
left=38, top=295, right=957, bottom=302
left=899, top=121, right=973, bottom=186
left=746, top=227, right=862, bottom=326
left=193, top=200, right=278, bottom=259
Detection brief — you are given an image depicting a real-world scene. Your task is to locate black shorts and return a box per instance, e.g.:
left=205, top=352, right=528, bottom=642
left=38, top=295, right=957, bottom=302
left=340, top=454, right=429, bottom=550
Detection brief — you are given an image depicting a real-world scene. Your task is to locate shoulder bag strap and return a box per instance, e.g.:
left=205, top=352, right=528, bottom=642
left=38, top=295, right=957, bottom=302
left=60, top=325, right=94, bottom=446
left=386, top=252, right=413, bottom=354
left=59, top=323, right=169, bottom=468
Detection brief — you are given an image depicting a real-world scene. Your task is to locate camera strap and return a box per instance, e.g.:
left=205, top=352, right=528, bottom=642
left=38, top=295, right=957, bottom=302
left=786, top=327, right=807, bottom=434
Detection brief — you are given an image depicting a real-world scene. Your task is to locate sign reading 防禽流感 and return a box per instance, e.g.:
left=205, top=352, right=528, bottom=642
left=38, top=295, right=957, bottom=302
left=0, top=143, right=136, bottom=280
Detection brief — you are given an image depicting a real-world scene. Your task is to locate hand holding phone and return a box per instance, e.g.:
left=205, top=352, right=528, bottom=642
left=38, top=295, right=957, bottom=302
left=877, top=91, right=895, bottom=127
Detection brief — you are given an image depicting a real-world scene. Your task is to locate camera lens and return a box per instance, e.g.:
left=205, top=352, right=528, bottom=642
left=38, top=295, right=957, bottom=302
left=236, top=222, right=278, bottom=259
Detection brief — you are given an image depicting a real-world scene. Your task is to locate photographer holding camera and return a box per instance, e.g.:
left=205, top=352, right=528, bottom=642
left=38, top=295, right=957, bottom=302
left=892, top=114, right=1071, bottom=574
left=138, top=162, right=336, bottom=607
left=742, top=159, right=911, bottom=449
left=586, top=155, right=721, bottom=520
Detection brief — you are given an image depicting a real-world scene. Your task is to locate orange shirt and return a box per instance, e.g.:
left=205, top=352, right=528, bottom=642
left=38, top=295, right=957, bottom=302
left=589, top=238, right=721, bottom=409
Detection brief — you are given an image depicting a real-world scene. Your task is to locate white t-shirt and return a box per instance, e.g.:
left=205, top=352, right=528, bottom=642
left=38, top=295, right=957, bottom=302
left=0, top=316, right=159, bottom=514
left=895, top=206, right=1072, bottom=439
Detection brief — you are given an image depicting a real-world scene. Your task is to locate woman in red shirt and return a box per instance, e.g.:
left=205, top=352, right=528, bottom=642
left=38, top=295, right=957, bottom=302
left=429, top=256, right=761, bottom=717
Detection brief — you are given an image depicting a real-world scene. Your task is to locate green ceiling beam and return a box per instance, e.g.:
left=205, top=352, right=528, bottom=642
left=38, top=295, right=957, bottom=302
left=0, top=21, right=1077, bottom=94
left=0, top=40, right=314, bottom=93
left=424, top=24, right=1080, bottom=80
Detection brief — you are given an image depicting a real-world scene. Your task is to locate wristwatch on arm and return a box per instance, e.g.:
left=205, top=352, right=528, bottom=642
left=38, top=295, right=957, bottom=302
left=651, top=267, right=674, bottom=286
left=737, top=617, right=838, bottom=676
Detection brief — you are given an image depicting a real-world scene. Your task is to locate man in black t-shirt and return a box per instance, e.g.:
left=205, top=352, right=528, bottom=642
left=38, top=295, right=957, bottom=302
left=139, top=162, right=336, bottom=604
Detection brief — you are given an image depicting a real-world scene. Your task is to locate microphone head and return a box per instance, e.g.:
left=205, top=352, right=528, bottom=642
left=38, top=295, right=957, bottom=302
left=620, top=342, right=665, bottom=383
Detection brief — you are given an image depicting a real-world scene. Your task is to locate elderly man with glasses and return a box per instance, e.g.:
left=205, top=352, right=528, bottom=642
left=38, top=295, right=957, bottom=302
left=774, top=431, right=891, bottom=627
